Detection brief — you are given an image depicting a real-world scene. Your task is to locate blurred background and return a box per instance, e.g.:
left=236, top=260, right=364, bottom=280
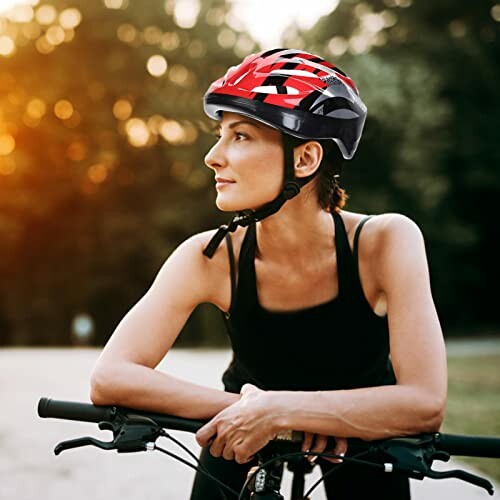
left=1, top=0, right=499, bottom=493
left=0, top=0, right=499, bottom=346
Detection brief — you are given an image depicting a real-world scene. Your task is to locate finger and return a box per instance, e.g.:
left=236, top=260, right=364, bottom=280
left=222, top=445, right=236, bottom=461
left=334, top=437, right=348, bottom=457
left=222, top=436, right=243, bottom=461
left=236, top=453, right=255, bottom=464
left=209, top=434, right=226, bottom=458
left=302, top=432, right=314, bottom=453
left=195, top=420, right=217, bottom=447
left=312, top=434, right=328, bottom=454
left=308, top=434, right=328, bottom=463
left=234, top=443, right=252, bottom=464
left=240, top=383, right=257, bottom=395
left=247, top=465, right=259, bottom=481
left=323, top=437, right=348, bottom=464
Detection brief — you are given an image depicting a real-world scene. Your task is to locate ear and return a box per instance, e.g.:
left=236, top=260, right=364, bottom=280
left=293, top=141, right=323, bottom=179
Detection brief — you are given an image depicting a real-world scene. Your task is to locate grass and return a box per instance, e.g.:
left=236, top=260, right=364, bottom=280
left=441, top=354, right=500, bottom=483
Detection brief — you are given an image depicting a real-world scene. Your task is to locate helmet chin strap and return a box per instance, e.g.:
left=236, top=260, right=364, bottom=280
left=203, top=134, right=317, bottom=258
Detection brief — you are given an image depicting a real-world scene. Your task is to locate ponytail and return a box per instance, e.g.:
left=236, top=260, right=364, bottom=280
left=284, top=135, right=348, bottom=213
left=316, top=140, right=348, bottom=213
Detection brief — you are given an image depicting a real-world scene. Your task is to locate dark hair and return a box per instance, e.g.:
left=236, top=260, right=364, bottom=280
left=286, top=135, right=348, bottom=213
left=315, top=139, right=348, bottom=213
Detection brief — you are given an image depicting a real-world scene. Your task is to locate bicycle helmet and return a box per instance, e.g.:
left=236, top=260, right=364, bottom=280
left=203, top=48, right=367, bottom=257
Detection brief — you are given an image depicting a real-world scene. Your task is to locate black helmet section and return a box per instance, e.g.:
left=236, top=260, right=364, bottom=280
left=202, top=134, right=315, bottom=258
left=204, top=94, right=365, bottom=161
left=202, top=48, right=367, bottom=161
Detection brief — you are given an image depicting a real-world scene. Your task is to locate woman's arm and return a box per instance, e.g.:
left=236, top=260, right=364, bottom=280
left=274, top=213, right=447, bottom=439
left=196, top=214, right=447, bottom=462
left=90, top=232, right=239, bottom=419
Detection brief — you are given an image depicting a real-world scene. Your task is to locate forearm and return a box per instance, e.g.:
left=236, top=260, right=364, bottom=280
left=90, top=362, right=239, bottom=420
left=275, top=385, right=445, bottom=440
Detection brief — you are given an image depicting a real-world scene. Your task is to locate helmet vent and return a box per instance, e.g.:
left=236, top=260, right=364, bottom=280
left=252, top=85, right=299, bottom=95
left=269, top=69, right=320, bottom=78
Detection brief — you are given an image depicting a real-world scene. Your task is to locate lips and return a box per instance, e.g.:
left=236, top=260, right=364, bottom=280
left=215, top=177, right=235, bottom=183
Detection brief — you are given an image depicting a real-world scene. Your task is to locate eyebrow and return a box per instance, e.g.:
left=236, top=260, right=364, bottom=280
left=213, top=119, right=262, bottom=133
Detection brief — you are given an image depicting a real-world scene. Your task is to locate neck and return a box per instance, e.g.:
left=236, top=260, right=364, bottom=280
left=255, top=192, right=335, bottom=263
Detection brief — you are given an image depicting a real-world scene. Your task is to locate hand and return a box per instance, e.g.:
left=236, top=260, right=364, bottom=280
left=196, top=384, right=282, bottom=464
left=302, top=432, right=348, bottom=464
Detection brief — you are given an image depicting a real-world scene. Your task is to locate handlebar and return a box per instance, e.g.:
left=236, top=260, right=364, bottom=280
left=38, top=397, right=500, bottom=458
left=38, top=397, right=205, bottom=434
left=436, top=433, right=500, bottom=458
left=38, top=397, right=500, bottom=497
left=38, top=397, right=114, bottom=423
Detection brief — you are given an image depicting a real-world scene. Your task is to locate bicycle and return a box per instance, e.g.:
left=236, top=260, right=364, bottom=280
left=38, top=397, right=500, bottom=499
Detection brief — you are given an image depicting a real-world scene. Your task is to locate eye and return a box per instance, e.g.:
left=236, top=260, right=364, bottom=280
left=234, top=131, right=247, bottom=140
left=212, top=131, right=248, bottom=142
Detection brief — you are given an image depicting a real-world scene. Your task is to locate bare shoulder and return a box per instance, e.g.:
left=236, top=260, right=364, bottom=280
left=358, top=213, right=430, bottom=292
left=165, top=230, right=226, bottom=282
left=361, top=212, right=424, bottom=247
left=189, top=225, right=246, bottom=274
left=162, top=226, right=245, bottom=311
left=340, top=211, right=424, bottom=255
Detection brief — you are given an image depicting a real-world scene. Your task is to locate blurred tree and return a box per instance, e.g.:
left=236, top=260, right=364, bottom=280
left=0, top=0, right=256, bottom=345
left=291, top=0, right=500, bottom=333
left=1, top=0, right=498, bottom=345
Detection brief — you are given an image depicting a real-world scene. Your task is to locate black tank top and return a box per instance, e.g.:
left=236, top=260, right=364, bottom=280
left=220, top=212, right=396, bottom=393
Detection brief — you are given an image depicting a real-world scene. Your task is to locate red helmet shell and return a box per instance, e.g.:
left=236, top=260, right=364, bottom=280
left=204, top=48, right=367, bottom=159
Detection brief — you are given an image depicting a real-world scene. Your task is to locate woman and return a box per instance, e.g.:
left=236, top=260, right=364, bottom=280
left=90, top=49, right=447, bottom=499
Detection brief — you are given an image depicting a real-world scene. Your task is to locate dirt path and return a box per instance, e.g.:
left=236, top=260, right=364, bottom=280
left=1, top=348, right=498, bottom=500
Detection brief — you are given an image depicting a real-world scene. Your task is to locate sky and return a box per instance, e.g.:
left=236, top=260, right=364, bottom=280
left=227, top=0, right=339, bottom=48
left=0, top=0, right=27, bottom=13
left=0, top=0, right=339, bottom=48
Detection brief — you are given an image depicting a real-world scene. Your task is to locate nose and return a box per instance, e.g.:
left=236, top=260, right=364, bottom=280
left=204, top=140, right=226, bottom=171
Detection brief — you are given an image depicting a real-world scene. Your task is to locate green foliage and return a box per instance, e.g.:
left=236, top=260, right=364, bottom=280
left=1, top=0, right=499, bottom=346
left=0, top=0, right=251, bottom=345
left=444, top=354, right=500, bottom=482
left=295, top=0, right=500, bottom=331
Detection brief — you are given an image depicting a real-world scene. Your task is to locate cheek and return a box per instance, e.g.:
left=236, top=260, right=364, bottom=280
left=247, top=142, right=284, bottom=189
left=215, top=141, right=284, bottom=211
left=238, top=147, right=283, bottom=206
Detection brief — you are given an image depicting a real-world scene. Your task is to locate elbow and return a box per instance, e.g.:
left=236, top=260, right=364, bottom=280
left=417, top=394, right=447, bottom=433
left=90, top=365, right=122, bottom=406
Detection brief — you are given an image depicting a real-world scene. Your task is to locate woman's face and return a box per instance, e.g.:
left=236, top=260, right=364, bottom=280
left=204, top=111, right=284, bottom=212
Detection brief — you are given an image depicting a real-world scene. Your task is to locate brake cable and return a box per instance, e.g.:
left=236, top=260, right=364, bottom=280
left=158, top=430, right=232, bottom=500
left=153, top=443, right=239, bottom=498
left=303, top=450, right=372, bottom=498
left=51, top=412, right=496, bottom=498
left=240, top=450, right=383, bottom=500
left=241, top=437, right=496, bottom=499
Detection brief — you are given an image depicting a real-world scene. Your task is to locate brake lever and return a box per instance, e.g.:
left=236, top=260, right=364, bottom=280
left=426, top=468, right=494, bottom=496
left=55, top=436, right=115, bottom=455
left=53, top=415, right=163, bottom=456
left=376, top=437, right=495, bottom=496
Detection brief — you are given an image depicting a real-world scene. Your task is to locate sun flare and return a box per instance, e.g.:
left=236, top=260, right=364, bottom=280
left=0, top=0, right=37, bottom=15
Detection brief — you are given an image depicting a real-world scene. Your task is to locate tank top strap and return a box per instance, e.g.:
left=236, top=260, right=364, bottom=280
left=352, top=215, right=373, bottom=299
left=233, top=222, right=258, bottom=310
left=331, top=211, right=355, bottom=298
left=224, top=233, right=236, bottom=315
left=353, top=216, right=373, bottom=274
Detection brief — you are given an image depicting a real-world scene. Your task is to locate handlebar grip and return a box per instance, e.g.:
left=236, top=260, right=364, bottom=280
left=37, top=397, right=207, bottom=432
left=437, top=433, right=500, bottom=459
left=38, top=398, right=114, bottom=423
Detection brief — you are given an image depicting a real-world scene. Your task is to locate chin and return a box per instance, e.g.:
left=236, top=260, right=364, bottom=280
left=215, top=189, right=280, bottom=212
left=215, top=193, right=257, bottom=212
left=215, top=197, right=247, bottom=212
